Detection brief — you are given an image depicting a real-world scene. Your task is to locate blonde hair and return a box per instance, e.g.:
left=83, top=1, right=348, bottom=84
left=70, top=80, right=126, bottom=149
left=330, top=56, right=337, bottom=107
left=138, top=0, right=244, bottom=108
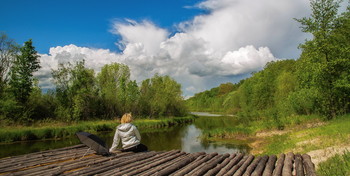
left=121, top=113, right=133, bottom=124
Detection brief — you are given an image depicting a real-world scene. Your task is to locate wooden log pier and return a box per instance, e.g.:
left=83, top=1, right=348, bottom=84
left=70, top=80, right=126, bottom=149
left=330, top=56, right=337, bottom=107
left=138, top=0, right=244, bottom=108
left=0, top=144, right=316, bottom=176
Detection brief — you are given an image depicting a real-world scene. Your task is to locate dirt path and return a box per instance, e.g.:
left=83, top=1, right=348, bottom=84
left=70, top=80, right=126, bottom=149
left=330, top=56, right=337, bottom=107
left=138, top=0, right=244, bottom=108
left=307, top=145, right=350, bottom=169
left=247, top=121, right=348, bottom=169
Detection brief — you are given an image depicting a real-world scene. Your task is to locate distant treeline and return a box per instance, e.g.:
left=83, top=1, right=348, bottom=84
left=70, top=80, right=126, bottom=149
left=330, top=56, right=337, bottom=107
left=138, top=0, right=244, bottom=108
left=187, top=0, right=350, bottom=122
left=0, top=37, right=187, bottom=124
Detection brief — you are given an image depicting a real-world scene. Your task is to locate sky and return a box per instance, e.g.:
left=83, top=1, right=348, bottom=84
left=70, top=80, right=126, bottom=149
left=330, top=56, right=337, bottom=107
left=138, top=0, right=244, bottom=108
left=1, top=0, right=312, bottom=97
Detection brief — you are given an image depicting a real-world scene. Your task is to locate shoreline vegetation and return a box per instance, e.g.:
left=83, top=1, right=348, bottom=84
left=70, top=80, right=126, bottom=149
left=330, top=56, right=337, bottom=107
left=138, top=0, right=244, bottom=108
left=0, top=0, right=349, bottom=175
left=198, top=114, right=350, bottom=175
left=0, top=115, right=195, bottom=144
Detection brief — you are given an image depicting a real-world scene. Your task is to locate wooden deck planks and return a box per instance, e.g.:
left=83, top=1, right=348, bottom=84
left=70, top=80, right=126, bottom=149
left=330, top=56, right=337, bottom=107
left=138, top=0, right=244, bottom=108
left=0, top=145, right=316, bottom=176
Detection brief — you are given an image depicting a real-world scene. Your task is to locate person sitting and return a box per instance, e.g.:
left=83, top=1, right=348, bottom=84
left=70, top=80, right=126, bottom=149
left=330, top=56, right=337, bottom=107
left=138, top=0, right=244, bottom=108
left=109, top=113, right=148, bottom=153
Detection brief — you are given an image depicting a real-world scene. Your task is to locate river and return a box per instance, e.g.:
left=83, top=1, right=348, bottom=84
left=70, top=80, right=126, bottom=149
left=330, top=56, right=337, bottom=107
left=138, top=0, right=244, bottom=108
left=0, top=113, right=250, bottom=158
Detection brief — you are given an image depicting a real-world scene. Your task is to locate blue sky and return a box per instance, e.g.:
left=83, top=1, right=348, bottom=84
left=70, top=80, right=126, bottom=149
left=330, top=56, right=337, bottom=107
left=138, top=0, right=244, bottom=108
left=1, top=0, right=313, bottom=97
left=1, top=0, right=203, bottom=53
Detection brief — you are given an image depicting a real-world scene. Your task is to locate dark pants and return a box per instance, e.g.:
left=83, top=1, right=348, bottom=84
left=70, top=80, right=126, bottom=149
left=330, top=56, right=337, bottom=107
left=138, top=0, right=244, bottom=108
left=122, top=143, right=148, bottom=153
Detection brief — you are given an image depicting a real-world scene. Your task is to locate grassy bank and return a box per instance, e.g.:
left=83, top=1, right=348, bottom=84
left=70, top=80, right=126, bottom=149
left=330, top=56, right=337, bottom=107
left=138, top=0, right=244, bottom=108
left=0, top=115, right=195, bottom=143
left=261, top=114, right=350, bottom=155
left=199, top=114, right=350, bottom=173
left=317, top=150, right=350, bottom=176
left=200, top=114, right=320, bottom=140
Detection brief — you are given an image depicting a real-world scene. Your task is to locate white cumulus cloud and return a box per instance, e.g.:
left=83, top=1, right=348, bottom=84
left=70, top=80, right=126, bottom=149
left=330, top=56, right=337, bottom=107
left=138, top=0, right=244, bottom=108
left=35, top=0, right=311, bottom=96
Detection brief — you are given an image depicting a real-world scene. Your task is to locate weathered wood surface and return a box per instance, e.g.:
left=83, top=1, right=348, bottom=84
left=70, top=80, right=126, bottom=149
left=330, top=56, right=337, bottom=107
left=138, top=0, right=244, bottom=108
left=0, top=145, right=316, bottom=176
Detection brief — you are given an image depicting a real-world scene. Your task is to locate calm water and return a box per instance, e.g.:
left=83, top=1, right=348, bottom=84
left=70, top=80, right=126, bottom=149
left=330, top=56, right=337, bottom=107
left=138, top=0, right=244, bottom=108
left=0, top=115, right=250, bottom=158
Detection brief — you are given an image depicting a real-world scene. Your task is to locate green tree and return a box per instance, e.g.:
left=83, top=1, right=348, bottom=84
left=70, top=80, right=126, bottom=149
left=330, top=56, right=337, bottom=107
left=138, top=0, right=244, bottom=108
left=9, top=39, right=40, bottom=104
left=97, top=63, right=131, bottom=118
left=52, top=60, right=98, bottom=121
left=296, top=0, right=350, bottom=118
left=140, top=74, right=187, bottom=117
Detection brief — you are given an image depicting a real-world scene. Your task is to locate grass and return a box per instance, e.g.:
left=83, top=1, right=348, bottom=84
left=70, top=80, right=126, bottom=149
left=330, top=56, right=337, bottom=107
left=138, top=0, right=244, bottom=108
left=199, top=113, right=350, bottom=173
left=200, top=114, right=320, bottom=142
left=0, top=115, right=195, bottom=143
left=263, top=114, right=350, bottom=155
left=317, top=150, right=350, bottom=176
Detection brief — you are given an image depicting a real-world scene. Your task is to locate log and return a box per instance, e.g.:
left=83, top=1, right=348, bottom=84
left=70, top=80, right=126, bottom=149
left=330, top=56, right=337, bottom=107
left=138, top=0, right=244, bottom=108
left=194, top=153, right=230, bottom=176
left=51, top=152, right=138, bottom=176
left=216, top=153, right=244, bottom=176
left=141, top=154, right=191, bottom=176
left=120, top=151, right=186, bottom=176
left=302, top=154, right=316, bottom=176
left=262, top=155, right=277, bottom=176
left=0, top=144, right=87, bottom=167
left=295, top=154, right=304, bottom=176
left=12, top=154, right=101, bottom=176
left=233, top=154, right=254, bottom=176
left=225, top=155, right=249, bottom=175
left=0, top=144, right=86, bottom=165
left=0, top=150, right=81, bottom=170
left=66, top=151, right=158, bottom=176
left=155, top=152, right=205, bottom=176
left=170, top=155, right=206, bottom=176
left=172, top=152, right=217, bottom=176
left=186, top=154, right=222, bottom=175
left=19, top=151, right=125, bottom=176
left=204, top=154, right=236, bottom=176
left=0, top=148, right=95, bottom=173
left=107, top=151, right=178, bottom=176
left=50, top=152, right=137, bottom=176
left=272, top=153, right=285, bottom=176
left=251, top=155, right=269, bottom=176
left=242, top=156, right=261, bottom=176
left=282, top=152, right=294, bottom=176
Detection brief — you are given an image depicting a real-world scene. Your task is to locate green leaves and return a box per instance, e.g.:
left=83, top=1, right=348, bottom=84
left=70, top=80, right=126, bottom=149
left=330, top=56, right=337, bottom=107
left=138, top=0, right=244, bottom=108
left=9, top=39, right=40, bottom=104
left=140, top=74, right=186, bottom=118
left=296, top=0, right=350, bottom=119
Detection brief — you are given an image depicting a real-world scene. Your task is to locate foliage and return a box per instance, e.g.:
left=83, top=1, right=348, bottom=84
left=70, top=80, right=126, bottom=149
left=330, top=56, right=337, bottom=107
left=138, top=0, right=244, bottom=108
left=186, top=82, right=241, bottom=112
left=0, top=39, right=41, bottom=123
left=186, top=0, right=350, bottom=124
left=96, top=63, right=136, bottom=117
left=0, top=33, right=19, bottom=93
left=317, top=150, right=350, bottom=176
left=0, top=116, right=195, bottom=143
left=295, top=0, right=350, bottom=119
left=50, top=61, right=188, bottom=122
left=52, top=60, right=100, bottom=121
left=9, top=39, right=40, bottom=104
left=140, top=74, right=187, bottom=117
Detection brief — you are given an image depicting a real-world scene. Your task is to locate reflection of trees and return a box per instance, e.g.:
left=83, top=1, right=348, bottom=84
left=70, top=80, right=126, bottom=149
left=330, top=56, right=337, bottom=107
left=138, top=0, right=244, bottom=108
left=141, top=126, right=186, bottom=151
left=198, top=139, right=251, bottom=154
left=194, top=116, right=251, bottom=153
left=194, top=116, right=238, bottom=130
left=0, top=138, right=81, bottom=158
left=200, top=138, right=211, bottom=149
left=1, top=118, right=252, bottom=158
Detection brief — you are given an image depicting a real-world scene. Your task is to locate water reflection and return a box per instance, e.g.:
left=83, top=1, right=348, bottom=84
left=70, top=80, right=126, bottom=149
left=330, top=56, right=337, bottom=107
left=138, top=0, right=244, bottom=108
left=191, top=112, right=222, bottom=117
left=0, top=115, right=250, bottom=158
left=181, top=125, right=248, bottom=154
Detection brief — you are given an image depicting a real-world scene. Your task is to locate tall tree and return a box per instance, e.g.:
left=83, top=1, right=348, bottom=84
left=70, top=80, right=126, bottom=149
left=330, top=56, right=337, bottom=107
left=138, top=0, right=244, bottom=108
left=97, top=63, right=131, bottom=118
left=9, top=39, right=40, bottom=104
left=52, top=60, right=97, bottom=121
left=296, top=0, right=350, bottom=118
left=0, top=33, right=18, bottom=93
left=140, top=74, right=186, bottom=117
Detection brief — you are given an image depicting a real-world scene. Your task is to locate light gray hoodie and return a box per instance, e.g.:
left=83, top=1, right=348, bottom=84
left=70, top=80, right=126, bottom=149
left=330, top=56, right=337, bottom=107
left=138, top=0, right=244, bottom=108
left=109, top=123, right=141, bottom=152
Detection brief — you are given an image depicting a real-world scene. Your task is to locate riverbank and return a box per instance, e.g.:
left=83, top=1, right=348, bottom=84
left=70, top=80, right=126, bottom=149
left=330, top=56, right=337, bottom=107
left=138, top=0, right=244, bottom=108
left=0, top=115, right=196, bottom=144
left=201, top=114, right=350, bottom=175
